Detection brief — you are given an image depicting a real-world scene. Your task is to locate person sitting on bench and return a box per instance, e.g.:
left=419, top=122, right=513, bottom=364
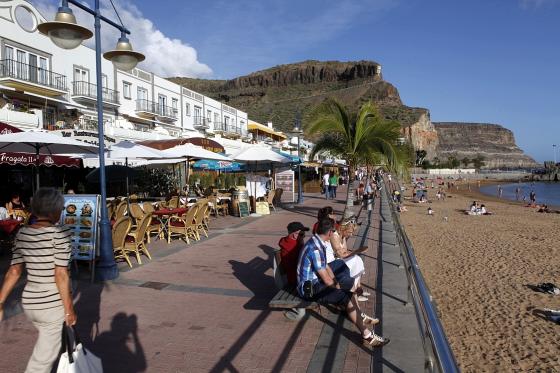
left=297, top=218, right=389, bottom=348
left=278, top=222, right=309, bottom=286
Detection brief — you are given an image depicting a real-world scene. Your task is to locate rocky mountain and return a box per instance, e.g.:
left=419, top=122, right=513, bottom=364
left=169, top=60, right=538, bottom=168
left=169, top=60, right=424, bottom=131
left=434, top=123, right=538, bottom=168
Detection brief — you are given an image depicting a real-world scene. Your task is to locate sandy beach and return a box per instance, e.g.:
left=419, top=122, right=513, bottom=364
left=399, top=185, right=560, bottom=372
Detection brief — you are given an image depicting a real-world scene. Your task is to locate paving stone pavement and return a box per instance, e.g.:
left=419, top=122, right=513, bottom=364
left=0, top=187, right=419, bottom=372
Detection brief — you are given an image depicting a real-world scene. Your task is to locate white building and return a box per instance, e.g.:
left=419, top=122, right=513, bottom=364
left=0, top=0, right=255, bottom=154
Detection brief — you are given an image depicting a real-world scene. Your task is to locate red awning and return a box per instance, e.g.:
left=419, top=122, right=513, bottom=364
left=0, top=152, right=81, bottom=168
left=0, top=122, right=81, bottom=168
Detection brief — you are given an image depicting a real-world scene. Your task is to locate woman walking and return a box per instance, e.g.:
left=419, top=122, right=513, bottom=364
left=0, top=188, right=75, bottom=373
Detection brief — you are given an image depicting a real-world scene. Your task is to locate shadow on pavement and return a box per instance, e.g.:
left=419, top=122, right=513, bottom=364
left=74, top=281, right=146, bottom=373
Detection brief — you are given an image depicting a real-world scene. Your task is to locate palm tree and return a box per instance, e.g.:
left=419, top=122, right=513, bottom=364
left=305, top=99, right=406, bottom=219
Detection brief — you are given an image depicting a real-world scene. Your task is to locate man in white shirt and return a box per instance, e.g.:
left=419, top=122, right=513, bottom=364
left=322, top=172, right=330, bottom=200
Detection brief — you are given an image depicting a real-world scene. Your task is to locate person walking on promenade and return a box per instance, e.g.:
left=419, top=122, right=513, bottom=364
left=297, top=219, right=389, bottom=348
left=323, top=171, right=331, bottom=200
left=329, top=173, right=339, bottom=199
left=497, top=185, right=503, bottom=198
left=0, top=188, right=75, bottom=373
left=515, top=187, right=521, bottom=201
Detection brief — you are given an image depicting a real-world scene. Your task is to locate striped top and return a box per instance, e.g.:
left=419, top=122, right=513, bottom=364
left=10, top=225, right=72, bottom=310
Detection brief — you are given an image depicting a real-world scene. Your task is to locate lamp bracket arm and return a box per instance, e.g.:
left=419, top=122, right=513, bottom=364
left=67, top=0, right=131, bottom=35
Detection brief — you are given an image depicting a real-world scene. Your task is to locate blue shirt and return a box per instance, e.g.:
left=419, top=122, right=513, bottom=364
left=296, top=235, right=327, bottom=297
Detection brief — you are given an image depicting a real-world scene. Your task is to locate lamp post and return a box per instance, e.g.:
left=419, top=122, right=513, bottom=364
left=554, top=144, right=557, bottom=164
left=293, top=112, right=304, bottom=204
left=39, top=0, right=144, bottom=281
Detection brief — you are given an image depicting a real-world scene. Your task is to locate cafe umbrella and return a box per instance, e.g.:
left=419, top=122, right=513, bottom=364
left=232, top=146, right=291, bottom=212
left=0, top=130, right=98, bottom=190
left=161, top=143, right=232, bottom=188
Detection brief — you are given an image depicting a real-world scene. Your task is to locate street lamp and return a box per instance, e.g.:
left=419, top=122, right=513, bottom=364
left=293, top=112, right=304, bottom=204
left=553, top=144, right=557, bottom=164
left=38, top=0, right=145, bottom=281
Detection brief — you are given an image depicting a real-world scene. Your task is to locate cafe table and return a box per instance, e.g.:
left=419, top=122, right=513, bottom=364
left=151, top=207, right=188, bottom=241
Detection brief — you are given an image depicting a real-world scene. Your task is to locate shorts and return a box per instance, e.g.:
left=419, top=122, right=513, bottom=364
left=328, top=260, right=354, bottom=291
left=312, top=282, right=351, bottom=307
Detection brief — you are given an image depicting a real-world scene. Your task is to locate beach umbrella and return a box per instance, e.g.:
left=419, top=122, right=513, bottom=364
left=0, top=130, right=98, bottom=189
left=161, top=143, right=231, bottom=188
left=233, top=147, right=291, bottom=212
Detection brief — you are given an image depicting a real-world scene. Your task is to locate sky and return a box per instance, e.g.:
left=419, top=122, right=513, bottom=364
left=31, top=0, right=560, bottom=162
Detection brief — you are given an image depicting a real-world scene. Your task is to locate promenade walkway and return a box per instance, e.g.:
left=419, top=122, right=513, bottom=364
left=0, top=186, right=424, bottom=372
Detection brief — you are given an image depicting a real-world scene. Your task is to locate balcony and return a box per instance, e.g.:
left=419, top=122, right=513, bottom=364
left=72, top=81, right=120, bottom=107
left=0, top=59, right=67, bottom=96
left=213, top=122, right=243, bottom=138
left=135, top=99, right=177, bottom=121
left=42, top=117, right=111, bottom=132
left=193, top=116, right=210, bottom=130
left=157, top=104, right=178, bottom=121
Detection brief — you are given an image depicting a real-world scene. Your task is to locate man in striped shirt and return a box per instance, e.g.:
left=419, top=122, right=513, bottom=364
left=297, top=218, right=389, bottom=348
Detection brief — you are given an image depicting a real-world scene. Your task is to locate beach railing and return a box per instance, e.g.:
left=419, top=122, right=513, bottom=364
left=383, top=179, right=459, bottom=373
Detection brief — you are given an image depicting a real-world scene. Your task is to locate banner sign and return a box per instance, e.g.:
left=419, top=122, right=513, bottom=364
left=275, top=169, right=295, bottom=203
left=0, top=152, right=81, bottom=167
left=56, top=129, right=117, bottom=147
left=60, top=194, right=100, bottom=261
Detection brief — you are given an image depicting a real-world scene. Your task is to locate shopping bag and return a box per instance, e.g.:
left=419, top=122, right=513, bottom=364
left=57, top=324, right=103, bottom=373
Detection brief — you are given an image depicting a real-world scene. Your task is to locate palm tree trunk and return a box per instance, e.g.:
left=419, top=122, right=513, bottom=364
left=343, top=164, right=355, bottom=219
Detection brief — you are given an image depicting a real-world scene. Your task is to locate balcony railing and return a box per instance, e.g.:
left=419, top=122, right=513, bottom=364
left=213, top=122, right=242, bottom=136
left=42, top=117, right=107, bottom=131
left=194, top=116, right=210, bottom=129
left=0, top=59, right=67, bottom=91
left=135, top=99, right=177, bottom=120
left=72, top=81, right=119, bottom=105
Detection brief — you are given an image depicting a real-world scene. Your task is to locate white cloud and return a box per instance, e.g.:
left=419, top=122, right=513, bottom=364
left=30, top=0, right=212, bottom=78
left=519, top=0, right=559, bottom=8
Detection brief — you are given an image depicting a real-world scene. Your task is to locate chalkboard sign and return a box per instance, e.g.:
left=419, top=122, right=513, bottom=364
left=256, top=202, right=270, bottom=215
left=238, top=201, right=250, bottom=217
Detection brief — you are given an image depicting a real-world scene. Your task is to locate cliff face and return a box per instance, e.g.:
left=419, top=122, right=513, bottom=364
left=169, top=60, right=538, bottom=168
left=434, top=122, right=539, bottom=168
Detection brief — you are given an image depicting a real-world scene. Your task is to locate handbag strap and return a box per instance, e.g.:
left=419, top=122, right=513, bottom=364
left=61, top=322, right=87, bottom=364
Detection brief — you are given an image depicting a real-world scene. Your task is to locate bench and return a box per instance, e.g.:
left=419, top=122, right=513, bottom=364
left=269, top=253, right=318, bottom=320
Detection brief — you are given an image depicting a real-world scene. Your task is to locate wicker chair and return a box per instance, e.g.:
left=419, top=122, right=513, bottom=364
left=114, top=201, right=128, bottom=219
left=142, top=202, right=155, bottom=214
left=168, top=205, right=199, bottom=244
left=112, top=217, right=132, bottom=267
left=168, top=196, right=180, bottom=208
left=129, top=203, right=145, bottom=225
left=193, top=202, right=209, bottom=240
left=125, top=213, right=153, bottom=264
left=208, top=196, right=218, bottom=217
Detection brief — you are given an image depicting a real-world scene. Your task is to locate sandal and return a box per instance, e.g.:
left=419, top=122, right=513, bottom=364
left=361, top=313, right=379, bottom=326
left=363, top=332, right=390, bottom=348
left=357, top=295, right=369, bottom=302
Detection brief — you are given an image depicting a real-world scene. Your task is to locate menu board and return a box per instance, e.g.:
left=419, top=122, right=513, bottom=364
left=256, top=202, right=270, bottom=215
left=238, top=201, right=250, bottom=217
left=275, top=169, right=294, bottom=203
left=60, top=194, right=99, bottom=261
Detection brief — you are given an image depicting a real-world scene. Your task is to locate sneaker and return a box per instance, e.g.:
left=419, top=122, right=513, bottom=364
left=363, top=333, right=390, bottom=348
left=357, top=295, right=368, bottom=302
left=362, top=291, right=371, bottom=297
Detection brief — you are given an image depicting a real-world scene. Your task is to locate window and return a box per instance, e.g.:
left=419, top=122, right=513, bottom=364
left=194, top=106, right=202, bottom=120
left=74, top=67, right=88, bottom=82
left=101, top=74, right=108, bottom=88
left=206, top=109, right=212, bottom=122
left=137, top=87, right=148, bottom=101
left=214, top=113, right=219, bottom=124
left=123, top=82, right=131, bottom=99
left=224, top=116, right=230, bottom=126
left=172, top=98, right=178, bottom=112
left=185, top=103, right=190, bottom=116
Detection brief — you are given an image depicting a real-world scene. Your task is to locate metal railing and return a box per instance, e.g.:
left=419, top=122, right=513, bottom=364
left=42, top=117, right=108, bottom=131
left=0, top=59, right=67, bottom=91
left=72, top=81, right=119, bottom=104
left=135, top=99, right=177, bottom=119
left=193, top=116, right=210, bottom=129
left=383, top=178, right=459, bottom=373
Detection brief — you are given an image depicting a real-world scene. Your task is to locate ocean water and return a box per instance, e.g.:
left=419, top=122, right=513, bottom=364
left=479, top=182, right=560, bottom=207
